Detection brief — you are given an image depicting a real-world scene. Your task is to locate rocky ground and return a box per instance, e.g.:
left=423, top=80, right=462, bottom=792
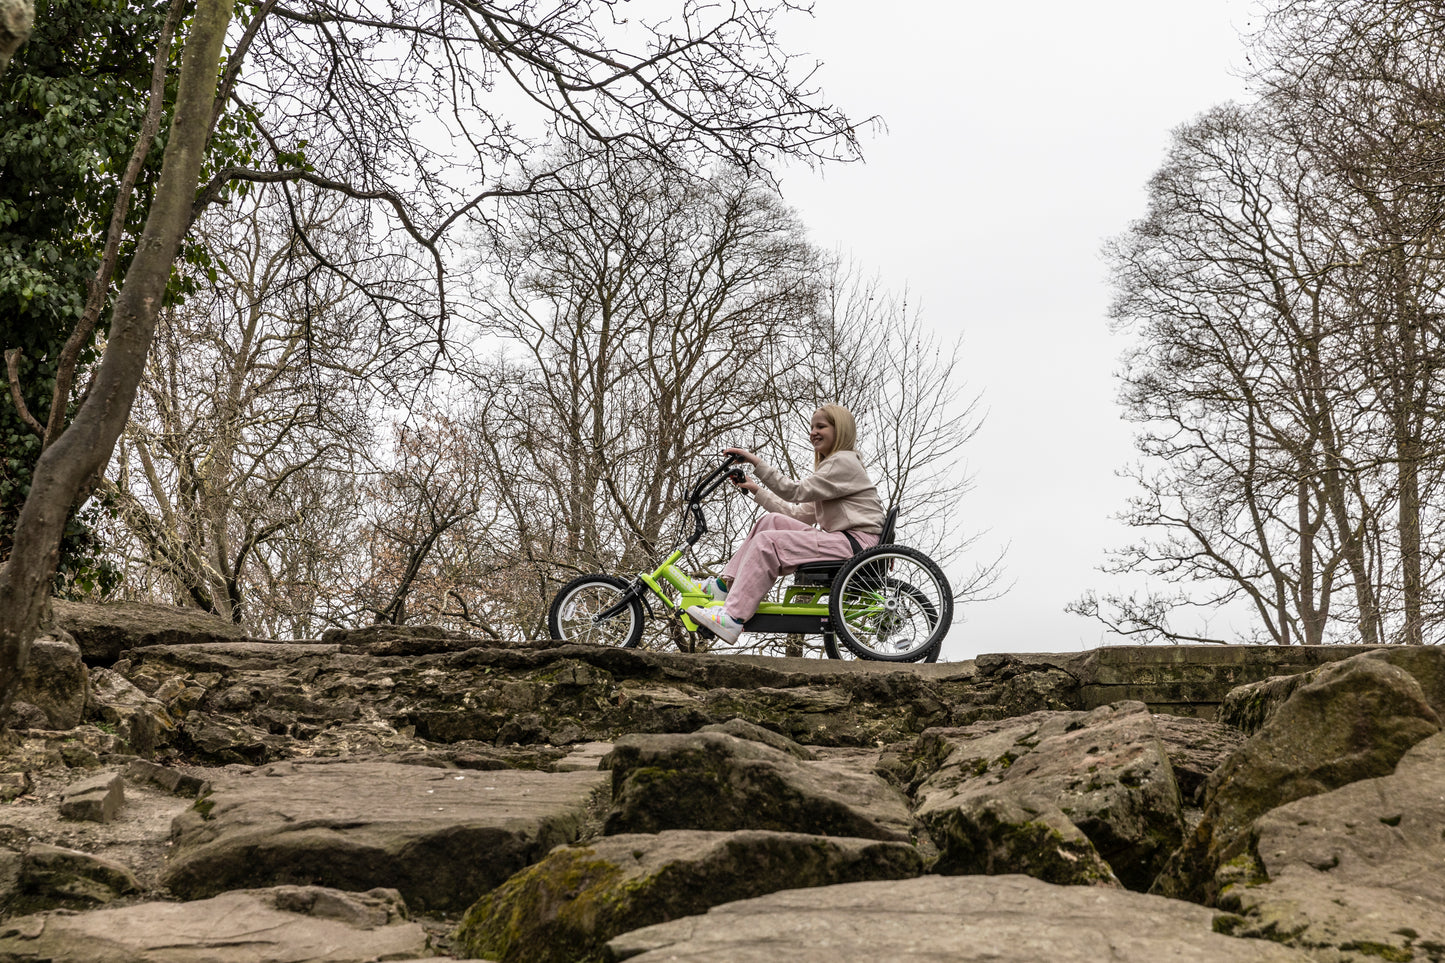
left=0, top=602, right=1438, bottom=961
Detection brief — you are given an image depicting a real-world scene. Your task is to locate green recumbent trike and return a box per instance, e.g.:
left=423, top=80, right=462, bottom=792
left=547, top=453, right=952, bottom=661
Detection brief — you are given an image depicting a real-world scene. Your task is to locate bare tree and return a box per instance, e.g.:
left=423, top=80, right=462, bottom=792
left=449, top=175, right=998, bottom=651
left=457, top=150, right=822, bottom=641
left=1083, top=102, right=1386, bottom=646
left=1260, top=0, right=1445, bottom=644
left=102, top=188, right=390, bottom=627
left=349, top=414, right=498, bottom=629
left=1085, top=2, right=1445, bottom=647
left=786, top=261, right=1006, bottom=610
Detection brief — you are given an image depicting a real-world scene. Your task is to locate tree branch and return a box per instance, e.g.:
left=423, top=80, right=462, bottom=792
left=47, top=0, right=187, bottom=450
left=3, top=349, right=44, bottom=436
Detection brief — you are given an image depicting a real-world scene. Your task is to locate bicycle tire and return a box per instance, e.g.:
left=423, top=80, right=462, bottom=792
left=547, top=574, right=645, bottom=649
left=829, top=546, right=952, bottom=661
left=822, top=599, right=943, bottom=661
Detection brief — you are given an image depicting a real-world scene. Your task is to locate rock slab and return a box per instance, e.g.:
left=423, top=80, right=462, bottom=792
left=912, top=702, right=1183, bottom=889
left=52, top=598, right=249, bottom=666
left=1215, top=731, right=1445, bottom=962
left=1155, top=655, right=1441, bottom=901
left=605, top=874, right=1314, bottom=962
left=16, top=843, right=141, bottom=909
left=602, top=731, right=914, bottom=841
left=456, top=829, right=923, bottom=962
left=0, top=884, right=427, bottom=962
left=162, top=759, right=608, bottom=911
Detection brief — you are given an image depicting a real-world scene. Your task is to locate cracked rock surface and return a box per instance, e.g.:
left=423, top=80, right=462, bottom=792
left=0, top=611, right=1440, bottom=961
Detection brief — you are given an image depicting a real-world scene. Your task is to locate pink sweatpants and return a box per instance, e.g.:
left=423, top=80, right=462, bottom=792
left=721, top=513, right=879, bottom=621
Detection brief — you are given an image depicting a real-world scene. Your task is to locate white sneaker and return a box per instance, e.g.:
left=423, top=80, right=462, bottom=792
left=686, top=605, right=744, bottom=644
left=690, top=577, right=729, bottom=601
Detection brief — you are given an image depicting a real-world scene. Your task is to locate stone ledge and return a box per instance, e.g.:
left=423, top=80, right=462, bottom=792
left=1076, top=645, right=1379, bottom=719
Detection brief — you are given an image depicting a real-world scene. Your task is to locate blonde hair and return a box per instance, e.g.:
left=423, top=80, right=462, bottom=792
left=814, top=404, right=858, bottom=467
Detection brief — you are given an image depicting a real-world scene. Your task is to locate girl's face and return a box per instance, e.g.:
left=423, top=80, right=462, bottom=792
left=809, top=411, right=835, bottom=458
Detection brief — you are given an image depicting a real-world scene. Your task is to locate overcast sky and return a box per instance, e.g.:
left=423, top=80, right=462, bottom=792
left=771, top=2, right=1261, bottom=659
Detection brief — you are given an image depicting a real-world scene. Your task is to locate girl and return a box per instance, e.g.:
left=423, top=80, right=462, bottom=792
left=687, top=404, right=885, bottom=644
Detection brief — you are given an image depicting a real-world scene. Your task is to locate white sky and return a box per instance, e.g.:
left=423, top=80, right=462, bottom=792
left=771, top=2, right=1261, bottom=659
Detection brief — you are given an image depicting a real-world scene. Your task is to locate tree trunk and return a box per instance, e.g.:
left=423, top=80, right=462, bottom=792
left=1398, top=443, right=1423, bottom=644
left=0, top=0, right=232, bottom=712
left=0, top=0, right=31, bottom=75
left=1296, top=478, right=1325, bottom=646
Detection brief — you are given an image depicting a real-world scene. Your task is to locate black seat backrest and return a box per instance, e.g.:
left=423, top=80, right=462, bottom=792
left=878, top=506, right=898, bottom=546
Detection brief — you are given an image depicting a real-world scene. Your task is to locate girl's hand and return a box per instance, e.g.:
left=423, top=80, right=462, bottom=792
left=723, top=447, right=760, bottom=466
left=733, top=476, right=760, bottom=494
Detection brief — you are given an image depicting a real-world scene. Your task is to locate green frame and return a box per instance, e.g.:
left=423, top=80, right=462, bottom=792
left=631, top=545, right=831, bottom=637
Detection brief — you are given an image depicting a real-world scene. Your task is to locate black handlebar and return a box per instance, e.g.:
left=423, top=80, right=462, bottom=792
left=687, top=452, right=746, bottom=503
left=683, top=453, right=747, bottom=546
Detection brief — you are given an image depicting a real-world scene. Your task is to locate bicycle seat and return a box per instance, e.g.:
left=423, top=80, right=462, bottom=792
left=793, top=559, right=846, bottom=586
left=792, top=507, right=897, bottom=586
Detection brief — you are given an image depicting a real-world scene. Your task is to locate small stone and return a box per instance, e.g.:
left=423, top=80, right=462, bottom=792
left=123, top=759, right=209, bottom=798
left=546, top=726, right=584, bottom=746
left=0, top=772, right=32, bottom=801
left=88, top=668, right=174, bottom=756
left=3, top=701, right=50, bottom=730
left=59, top=742, right=102, bottom=770
left=699, top=718, right=817, bottom=759
left=22, top=843, right=141, bottom=906
left=152, top=677, right=189, bottom=703
left=59, top=772, right=125, bottom=824
left=0, top=916, right=44, bottom=941
left=171, top=686, right=206, bottom=716
left=552, top=742, right=613, bottom=772
left=14, top=632, right=88, bottom=730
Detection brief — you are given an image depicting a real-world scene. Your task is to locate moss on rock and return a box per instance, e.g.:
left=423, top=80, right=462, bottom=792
left=455, top=848, right=625, bottom=963
left=454, top=831, right=924, bottom=963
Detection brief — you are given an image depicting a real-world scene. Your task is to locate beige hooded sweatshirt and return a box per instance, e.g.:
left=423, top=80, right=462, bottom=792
left=751, top=450, right=885, bottom=534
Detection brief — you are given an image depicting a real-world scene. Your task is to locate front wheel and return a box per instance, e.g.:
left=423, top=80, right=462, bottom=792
left=829, top=547, right=952, bottom=661
left=548, top=574, right=645, bottom=648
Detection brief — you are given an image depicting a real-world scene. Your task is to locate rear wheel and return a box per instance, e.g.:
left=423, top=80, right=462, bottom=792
left=548, top=574, right=645, bottom=648
left=829, top=547, right=952, bottom=661
left=823, top=581, right=943, bottom=662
